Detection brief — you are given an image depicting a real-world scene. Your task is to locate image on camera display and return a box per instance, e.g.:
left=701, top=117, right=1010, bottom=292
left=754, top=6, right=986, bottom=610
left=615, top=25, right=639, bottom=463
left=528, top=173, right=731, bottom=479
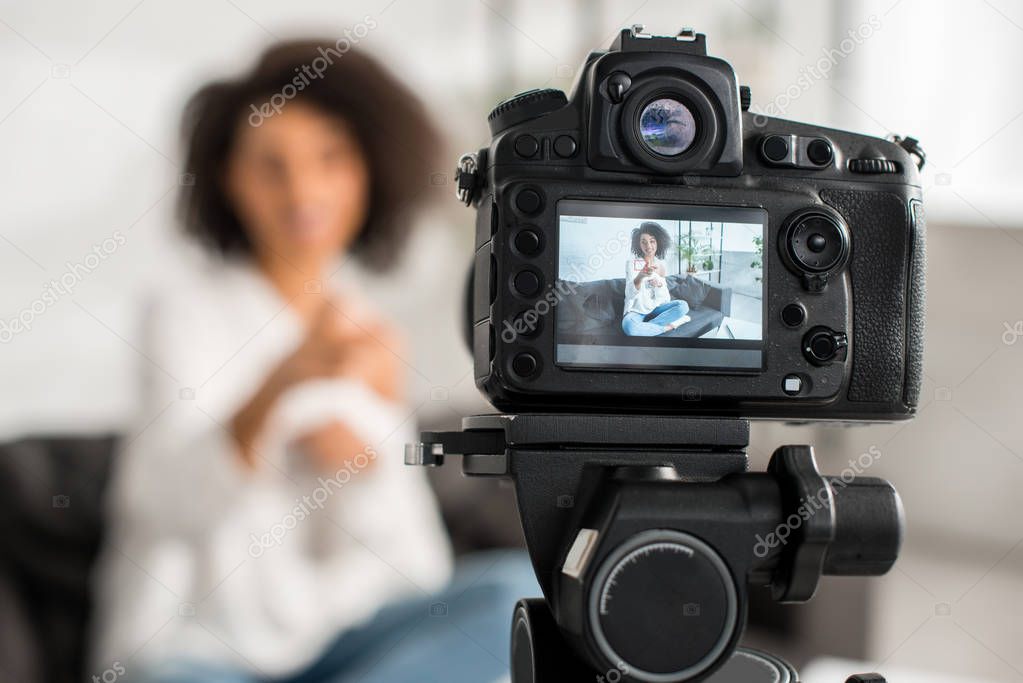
left=555, top=199, right=766, bottom=371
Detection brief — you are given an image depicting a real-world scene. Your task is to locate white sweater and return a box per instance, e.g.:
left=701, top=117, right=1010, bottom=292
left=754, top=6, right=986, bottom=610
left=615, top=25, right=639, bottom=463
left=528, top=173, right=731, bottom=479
left=90, top=260, right=453, bottom=677
left=623, top=258, right=670, bottom=316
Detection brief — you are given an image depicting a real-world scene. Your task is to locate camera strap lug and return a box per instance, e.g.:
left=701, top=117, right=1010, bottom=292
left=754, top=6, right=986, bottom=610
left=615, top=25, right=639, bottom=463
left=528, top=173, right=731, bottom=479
left=455, top=152, right=482, bottom=206
left=890, top=134, right=926, bottom=170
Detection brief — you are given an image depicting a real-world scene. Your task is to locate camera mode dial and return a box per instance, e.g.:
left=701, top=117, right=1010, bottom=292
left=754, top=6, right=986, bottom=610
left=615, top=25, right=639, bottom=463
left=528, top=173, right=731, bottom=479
left=587, top=530, right=739, bottom=682
left=488, top=88, right=568, bottom=136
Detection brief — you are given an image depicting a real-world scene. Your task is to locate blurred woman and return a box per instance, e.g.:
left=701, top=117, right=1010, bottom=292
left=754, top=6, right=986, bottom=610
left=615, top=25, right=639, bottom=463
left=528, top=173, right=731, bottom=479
left=91, top=40, right=534, bottom=683
left=622, top=222, right=690, bottom=336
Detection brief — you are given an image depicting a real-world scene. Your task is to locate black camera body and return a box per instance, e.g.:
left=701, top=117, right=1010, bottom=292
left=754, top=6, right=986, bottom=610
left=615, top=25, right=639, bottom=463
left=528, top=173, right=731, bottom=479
left=460, top=27, right=926, bottom=421
left=420, top=26, right=918, bottom=683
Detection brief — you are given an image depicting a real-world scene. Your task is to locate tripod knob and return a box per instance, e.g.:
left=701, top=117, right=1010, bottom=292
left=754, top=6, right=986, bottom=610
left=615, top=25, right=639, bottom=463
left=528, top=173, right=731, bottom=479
left=512, top=599, right=596, bottom=682
left=587, top=530, right=740, bottom=682
left=824, top=476, right=903, bottom=576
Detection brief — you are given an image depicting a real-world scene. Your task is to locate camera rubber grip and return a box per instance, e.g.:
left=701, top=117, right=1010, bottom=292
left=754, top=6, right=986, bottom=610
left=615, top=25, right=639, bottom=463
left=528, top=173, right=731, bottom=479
left=903, top=200, right=927, bottom=408
left=821, top=189, right=913, bottom=404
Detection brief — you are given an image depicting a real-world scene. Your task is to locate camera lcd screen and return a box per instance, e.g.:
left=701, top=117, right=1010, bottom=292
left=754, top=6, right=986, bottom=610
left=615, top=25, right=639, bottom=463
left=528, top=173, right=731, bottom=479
left=555, top=200, right=767, bottom=371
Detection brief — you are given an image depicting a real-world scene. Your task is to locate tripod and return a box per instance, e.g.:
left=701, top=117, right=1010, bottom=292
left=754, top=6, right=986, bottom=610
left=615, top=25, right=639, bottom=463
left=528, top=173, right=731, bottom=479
left=407, top=414, right=900, bottom=683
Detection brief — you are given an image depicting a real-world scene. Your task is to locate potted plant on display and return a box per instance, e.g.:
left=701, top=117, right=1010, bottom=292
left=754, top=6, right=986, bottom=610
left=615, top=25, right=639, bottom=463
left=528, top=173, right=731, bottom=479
left=750, top=234, right=763, bottom=282
left=678, top=238, right=700, bottom=276
left=679, top=225, right=717, bottom=278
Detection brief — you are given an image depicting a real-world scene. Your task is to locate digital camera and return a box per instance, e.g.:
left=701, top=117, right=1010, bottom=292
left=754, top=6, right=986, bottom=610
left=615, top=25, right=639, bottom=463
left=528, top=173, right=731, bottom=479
left=456, top=26, right=926, bottom=420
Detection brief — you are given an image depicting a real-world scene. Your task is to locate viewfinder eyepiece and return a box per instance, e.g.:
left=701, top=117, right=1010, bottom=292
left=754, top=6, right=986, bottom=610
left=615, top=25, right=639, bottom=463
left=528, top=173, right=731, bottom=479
left=638, top=97, right=698, bottom=156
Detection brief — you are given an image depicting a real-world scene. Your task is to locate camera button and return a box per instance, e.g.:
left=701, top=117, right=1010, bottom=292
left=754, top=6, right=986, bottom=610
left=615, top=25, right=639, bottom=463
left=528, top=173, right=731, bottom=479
left=807, top=233, right=828, bottom=252
left=512, top=352, right=539, bottom=378
left=807, top=138, right=833, bottom=166
left=811, top=335, right=836, bottom=360
left=512, top=310, right=542, bottom=337
left=553, top=135, right=577, bottom=158
left=761, top=135, right=790, bottom=163
left=513, top=270, right=543, bottom=297
left=514, top=229, right=543, bottom=256
left=514, top=188, right=544, bottom=215
left=514, top=134, right=540, bottom=158
left=781, top=303, right=806, bottom=328
left=802, top=326, right=848, bottom=365
left=783, top=375, right=803, bottom=395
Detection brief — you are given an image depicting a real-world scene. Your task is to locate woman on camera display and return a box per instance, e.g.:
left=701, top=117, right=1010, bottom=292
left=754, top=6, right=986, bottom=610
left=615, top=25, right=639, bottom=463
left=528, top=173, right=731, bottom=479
left=622, top=222, right=690, bottom=336
left=90, top=40, right=534, bottom=683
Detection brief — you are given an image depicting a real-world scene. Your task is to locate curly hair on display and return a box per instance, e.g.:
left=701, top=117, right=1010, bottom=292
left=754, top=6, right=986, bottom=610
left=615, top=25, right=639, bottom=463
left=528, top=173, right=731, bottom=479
left=178, top=39, right=442, bottom=270
left=630, top=221, right=673, bottom=259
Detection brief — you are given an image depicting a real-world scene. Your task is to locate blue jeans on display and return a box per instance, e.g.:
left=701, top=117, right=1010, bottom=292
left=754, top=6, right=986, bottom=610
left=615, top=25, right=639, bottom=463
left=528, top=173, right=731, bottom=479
left=135, top=551, right=540, bottom=683
left=622, top=300, right=690, bottom=336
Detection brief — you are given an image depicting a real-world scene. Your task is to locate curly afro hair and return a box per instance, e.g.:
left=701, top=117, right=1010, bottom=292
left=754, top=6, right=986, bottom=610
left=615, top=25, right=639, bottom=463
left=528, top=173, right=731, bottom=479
left=630, top=221, right=672, bottom=259
left=178, top=39, right=442, bottom=270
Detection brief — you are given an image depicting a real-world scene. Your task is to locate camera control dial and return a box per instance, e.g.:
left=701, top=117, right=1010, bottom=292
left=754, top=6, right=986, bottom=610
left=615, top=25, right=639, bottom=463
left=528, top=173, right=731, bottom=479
left=588, top=530, right=739, bottom=682
left=780, top=207, right=851, bottom=292
left=488, top=88, right=568, bottom=135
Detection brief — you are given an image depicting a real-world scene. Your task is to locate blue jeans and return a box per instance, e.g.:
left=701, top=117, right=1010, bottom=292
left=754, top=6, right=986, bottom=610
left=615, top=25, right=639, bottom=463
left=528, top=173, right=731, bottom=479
left=622, top=300, right=690, bottom=336
left=136, top=551, right=540, bottom=683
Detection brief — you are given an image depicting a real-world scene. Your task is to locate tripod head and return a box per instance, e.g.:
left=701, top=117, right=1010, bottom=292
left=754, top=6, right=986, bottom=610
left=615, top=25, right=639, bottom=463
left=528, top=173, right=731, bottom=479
left=407, top=414, right=902, bottom=682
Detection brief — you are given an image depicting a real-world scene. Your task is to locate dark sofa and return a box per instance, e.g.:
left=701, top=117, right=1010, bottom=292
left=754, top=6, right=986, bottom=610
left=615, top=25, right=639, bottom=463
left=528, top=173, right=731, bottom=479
left=0, top=432, right=523, bottom=683
left=0, top=435, right=116, bottom=683
left=557, top=273, right=732, bottom=339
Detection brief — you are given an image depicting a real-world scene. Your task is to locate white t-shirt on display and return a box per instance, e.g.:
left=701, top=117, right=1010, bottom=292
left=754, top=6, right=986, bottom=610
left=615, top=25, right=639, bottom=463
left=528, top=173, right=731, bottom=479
left=623, top=258, right=670, bottom=317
